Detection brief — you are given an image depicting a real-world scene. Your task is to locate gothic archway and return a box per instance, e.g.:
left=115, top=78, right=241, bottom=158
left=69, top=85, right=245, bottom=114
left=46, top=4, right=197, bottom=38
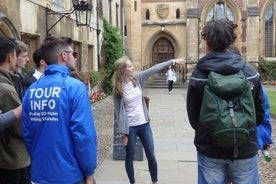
left=0, top=16, right=20, bottom=39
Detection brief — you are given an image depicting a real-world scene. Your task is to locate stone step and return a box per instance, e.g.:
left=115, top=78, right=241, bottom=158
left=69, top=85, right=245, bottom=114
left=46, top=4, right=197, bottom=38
left=144, top=74, right=184, bottom=88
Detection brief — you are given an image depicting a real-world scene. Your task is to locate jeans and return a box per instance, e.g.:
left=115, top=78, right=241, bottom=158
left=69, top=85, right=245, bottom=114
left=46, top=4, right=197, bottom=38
left=0, top=167, right=31, bottom=184
left=168, top=80, right=173, bottom=92
left=197, top=152, right=259, bottom=184
left=125, top=122, right=158, bottom=183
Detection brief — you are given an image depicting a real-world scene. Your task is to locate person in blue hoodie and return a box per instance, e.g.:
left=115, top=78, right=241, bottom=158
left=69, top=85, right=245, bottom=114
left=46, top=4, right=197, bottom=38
left=22, top=36, right=97, bottom=184
left=228, top=45, right=273, bottom=153
left=257, top=85, right=273, bottom=154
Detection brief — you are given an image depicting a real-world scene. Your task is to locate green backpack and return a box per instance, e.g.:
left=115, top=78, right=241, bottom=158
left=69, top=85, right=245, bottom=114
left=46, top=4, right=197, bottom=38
left=199, top=70, right=256, bottom=157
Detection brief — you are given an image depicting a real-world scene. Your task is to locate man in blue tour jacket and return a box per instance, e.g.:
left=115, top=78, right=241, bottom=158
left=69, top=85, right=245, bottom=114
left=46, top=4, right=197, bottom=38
left=22, top=36, right=97, bottom=184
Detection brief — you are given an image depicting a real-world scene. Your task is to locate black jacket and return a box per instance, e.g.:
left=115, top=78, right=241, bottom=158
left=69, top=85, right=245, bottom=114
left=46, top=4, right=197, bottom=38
left=186, top=51, right=265, bottom=159
left=13, top=71, right=26, bottom=101
left=25, top=72, right=37, bottom=89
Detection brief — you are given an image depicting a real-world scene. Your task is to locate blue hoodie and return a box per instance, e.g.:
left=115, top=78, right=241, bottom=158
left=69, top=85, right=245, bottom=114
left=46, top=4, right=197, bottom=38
left=22, top=64, right=97, bottom=183
left=257, top=85, right=273, bottom=149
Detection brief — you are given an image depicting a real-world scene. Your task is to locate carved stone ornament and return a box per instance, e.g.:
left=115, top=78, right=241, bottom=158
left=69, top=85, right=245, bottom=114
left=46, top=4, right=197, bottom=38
left=156, top=4, right=169, bottom=19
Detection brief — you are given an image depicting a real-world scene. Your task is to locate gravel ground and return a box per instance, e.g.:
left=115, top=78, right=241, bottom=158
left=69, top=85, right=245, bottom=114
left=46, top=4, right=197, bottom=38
left=92, top=95, right=276, bottom=182
left=258, top=117, right=276, bottom=183
left=92, top=96, right=114, bottom=170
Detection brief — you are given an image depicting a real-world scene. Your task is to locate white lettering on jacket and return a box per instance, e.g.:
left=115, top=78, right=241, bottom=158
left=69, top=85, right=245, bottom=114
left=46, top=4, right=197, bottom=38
left=29, top=87, right=61, bottom=110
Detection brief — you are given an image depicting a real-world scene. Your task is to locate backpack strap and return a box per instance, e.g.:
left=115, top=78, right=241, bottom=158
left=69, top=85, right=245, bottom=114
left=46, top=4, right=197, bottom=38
left=229, top=100, right=239, bottom=158
left=228, top=101, right=237, bottom=127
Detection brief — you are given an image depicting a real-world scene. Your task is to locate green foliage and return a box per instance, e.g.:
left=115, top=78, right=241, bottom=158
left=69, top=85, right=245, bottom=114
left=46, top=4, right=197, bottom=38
left=267, top=91, right=276, bottom=115
left=22, top=67, right=34, bottom=77
left=102, top=19, right=123, bottom=94
left=259, top=58, right=276, bottom=82
left=71, top=70, right=103, bottom=91
left=70, top=70, right=90, bottom=85
left=90, top=70, right=103, bottom=89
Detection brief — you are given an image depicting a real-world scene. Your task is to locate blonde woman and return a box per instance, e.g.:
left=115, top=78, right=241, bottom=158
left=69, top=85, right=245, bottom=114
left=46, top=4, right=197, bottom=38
left=113, top=56, right=185, bottom=184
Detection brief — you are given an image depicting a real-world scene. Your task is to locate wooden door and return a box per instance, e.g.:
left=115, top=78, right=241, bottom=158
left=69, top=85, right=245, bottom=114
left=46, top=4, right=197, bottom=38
left=152, top=37, right=174, bottom=66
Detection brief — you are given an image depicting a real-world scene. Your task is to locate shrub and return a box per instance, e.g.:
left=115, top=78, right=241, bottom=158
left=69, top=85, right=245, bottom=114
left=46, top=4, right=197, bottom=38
left=259, top=58, right=276, bottom=83
left=90, top=70, right=103, bottom=89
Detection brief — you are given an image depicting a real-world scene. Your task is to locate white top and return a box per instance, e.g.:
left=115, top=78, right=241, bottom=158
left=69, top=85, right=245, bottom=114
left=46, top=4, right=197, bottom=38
left=33, top=70, right=44, bottom=80
left=166, top=69, right=175, bottom=81
left=123, top=81, right=147, bottom=127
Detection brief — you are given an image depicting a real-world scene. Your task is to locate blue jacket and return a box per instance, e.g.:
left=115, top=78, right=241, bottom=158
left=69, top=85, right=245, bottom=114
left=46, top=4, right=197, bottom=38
left=257, top=85, right=273, bottom=149
left=22, top=65, right=97, bottom=183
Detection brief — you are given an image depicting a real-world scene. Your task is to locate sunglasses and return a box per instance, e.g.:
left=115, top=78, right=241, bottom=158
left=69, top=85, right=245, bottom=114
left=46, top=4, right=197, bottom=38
left=63, top=50, right=78, bottom=59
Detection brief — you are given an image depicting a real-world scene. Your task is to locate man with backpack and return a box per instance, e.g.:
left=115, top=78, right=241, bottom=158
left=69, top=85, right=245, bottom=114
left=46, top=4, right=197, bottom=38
left=186, top=19, right=265, bottom=184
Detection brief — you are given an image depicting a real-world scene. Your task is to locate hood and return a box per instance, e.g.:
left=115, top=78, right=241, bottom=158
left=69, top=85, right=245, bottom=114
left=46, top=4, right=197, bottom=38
left=197, top=51, right=245, bottom=75
left=44, top=64, right=70, bottom=77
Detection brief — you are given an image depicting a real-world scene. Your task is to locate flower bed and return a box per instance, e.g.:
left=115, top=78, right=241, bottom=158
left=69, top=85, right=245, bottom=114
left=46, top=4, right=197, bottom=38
left=90, top=90, right=106, bottom=104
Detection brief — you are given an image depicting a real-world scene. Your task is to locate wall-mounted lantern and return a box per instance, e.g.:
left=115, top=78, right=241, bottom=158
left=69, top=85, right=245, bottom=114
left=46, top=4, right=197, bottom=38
left=161, top=24, right=165, bottom=32
left=46, top=0, right=92, bottom=35
left=73, top=0, right=92, bottom=26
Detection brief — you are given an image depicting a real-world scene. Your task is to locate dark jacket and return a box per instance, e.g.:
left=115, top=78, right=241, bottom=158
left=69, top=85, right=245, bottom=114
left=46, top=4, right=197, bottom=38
left=13, top=70, right=26, bottom=101
left=25, top=71, right=37, bottom=89
left=0, top=68, right=30, bottom=169
left=187, top=51, right=265, bottom=159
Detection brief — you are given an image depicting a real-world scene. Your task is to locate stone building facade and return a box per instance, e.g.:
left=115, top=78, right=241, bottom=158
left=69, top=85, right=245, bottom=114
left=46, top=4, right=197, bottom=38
left=1, top=0, right=276, bottom=77
left=124, top=0, right=276, bottom=76
left=0, top=0, right=122, bottom=73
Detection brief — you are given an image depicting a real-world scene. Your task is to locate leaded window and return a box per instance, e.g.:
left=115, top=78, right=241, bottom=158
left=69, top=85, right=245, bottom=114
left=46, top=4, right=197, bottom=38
left=264, top=3, right=276, bottom=57
left=206, top=2, right=234, bottom=21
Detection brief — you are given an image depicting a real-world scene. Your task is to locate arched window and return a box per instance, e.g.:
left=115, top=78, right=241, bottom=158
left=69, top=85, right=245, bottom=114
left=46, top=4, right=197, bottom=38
left=134, top=1, right=137, bottom=12
left=264, top=3, right=276, bottom=57
left=176, top=9, right=180, bottom=19
left=146, top=9, right=150, bottom=20
left=204, top=2, right=235, bottom=54
left=206, top=2, right=234, bottom=21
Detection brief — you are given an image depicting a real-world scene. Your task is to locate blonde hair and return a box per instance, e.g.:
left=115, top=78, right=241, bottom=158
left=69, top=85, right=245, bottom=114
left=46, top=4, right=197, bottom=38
left=113, top=56, right=137, bottom=96
left=15, top=40, right=29, bottom=56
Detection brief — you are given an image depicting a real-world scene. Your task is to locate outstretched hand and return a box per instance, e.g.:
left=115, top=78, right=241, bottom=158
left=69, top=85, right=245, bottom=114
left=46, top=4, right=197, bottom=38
left=174, top=57, right=186, bottom=65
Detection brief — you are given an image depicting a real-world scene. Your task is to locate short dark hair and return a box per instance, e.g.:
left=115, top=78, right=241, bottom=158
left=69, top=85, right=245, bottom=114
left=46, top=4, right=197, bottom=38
left=201, top=19, right=237, bottom=52
left=32, top=48, right=43, bottom=68
left=40, top=36, right=73, bottom=65
left=0, top=36, right=16, bottom=64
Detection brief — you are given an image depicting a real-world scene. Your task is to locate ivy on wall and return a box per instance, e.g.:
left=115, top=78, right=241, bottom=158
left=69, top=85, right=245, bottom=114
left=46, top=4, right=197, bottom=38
left=101, top=19, right=123, bottom=95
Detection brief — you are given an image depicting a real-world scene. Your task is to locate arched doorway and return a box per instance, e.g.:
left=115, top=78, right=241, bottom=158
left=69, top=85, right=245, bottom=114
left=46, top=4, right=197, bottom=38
left=152, top=37, right=174, bottom=66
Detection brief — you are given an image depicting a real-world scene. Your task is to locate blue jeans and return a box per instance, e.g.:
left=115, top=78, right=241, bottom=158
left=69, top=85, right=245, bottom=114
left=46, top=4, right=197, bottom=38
left=197, top=152, right=259, bottom=184
left=125, top=122, right=158, bottom=183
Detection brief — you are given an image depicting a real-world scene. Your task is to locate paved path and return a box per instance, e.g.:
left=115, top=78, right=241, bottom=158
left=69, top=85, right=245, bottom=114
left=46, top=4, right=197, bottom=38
left=94, top=88, right=197, bottom=184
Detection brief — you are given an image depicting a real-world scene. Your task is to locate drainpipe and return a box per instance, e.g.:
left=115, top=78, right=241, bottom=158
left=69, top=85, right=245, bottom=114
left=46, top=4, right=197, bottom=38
left=96, top=0, right=101, bottom=69
left=121, top=0, right=125, bottom=55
